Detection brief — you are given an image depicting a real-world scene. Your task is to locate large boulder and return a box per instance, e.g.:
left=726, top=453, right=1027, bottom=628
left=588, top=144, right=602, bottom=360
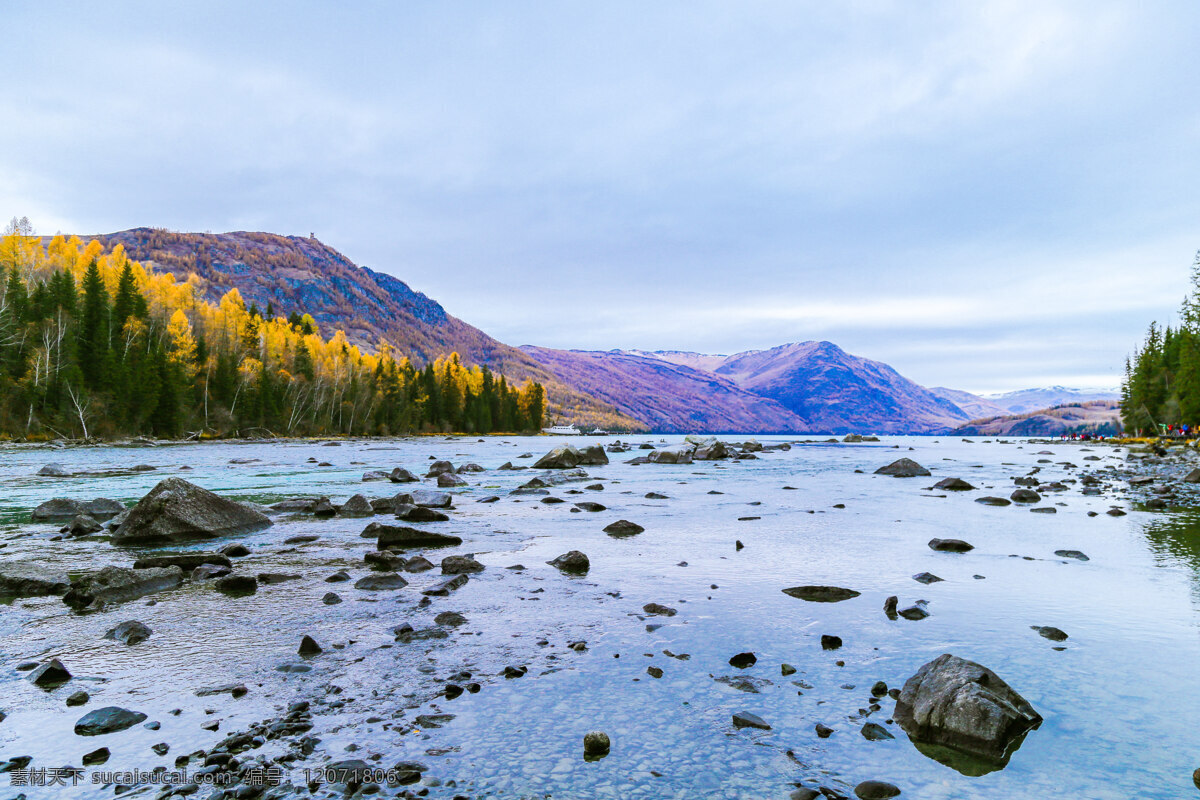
left=37, top=463, right=73, bottom=477
left=338, top=494, right=374, bottom=517
left=366, top=523, right=463, bottom=550
left=394, top=490, right=452, bottom=509
left=0, top=562, right=71, bottom=597
left=74, top=706, right=148, bottom=736
left=63, top=566, right=183, bottom=610
left=31, top=498, right=86, bottom=523
left=647, top=444, right=696, bottom=465
left=111, top=479, right=271, bottom=544
left=533, top=445, right=608, bottom=469
left=389, top=467, right=420, bottom=483
left=875, top=458, right=931, bottom=477
left=894, top=653, right=1042, bottom=774
left=82, top=498, right=126, bottom=521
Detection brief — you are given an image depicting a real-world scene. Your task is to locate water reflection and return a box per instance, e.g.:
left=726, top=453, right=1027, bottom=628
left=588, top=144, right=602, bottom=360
left=1142, top=510, right=1200, bottom=583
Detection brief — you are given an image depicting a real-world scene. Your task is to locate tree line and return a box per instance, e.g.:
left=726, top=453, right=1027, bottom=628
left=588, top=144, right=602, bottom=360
left=0, top=221, right=547, bottom=439
left=1121, top=252, right=1200, bottom=435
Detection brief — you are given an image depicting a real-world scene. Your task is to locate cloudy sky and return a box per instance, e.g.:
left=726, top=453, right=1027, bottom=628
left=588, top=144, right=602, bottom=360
left=4, top=1, right=1198, bottom=393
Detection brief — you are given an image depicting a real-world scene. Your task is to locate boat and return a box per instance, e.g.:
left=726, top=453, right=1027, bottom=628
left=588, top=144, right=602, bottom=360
left=587, top=428, right=609, bottom=436
left=542, top=424, right=582, bottom=436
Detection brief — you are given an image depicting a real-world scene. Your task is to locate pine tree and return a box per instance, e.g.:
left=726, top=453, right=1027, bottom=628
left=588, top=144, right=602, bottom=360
left=77, top=260, right=111, bottom=390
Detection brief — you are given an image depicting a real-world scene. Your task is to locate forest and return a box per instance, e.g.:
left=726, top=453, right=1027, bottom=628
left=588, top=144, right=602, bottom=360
left=1121, top=252, right=1200, bottom=435
left=0, top=219, right=547, bottom=440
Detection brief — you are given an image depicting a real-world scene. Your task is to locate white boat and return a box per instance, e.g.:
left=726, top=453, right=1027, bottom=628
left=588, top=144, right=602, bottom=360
left=542, top=424, right=582, bottom=436
left=588, top=428, right=609, bottom=436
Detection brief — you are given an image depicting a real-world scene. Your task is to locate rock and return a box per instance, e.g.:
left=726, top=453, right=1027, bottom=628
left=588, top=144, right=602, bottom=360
left=899, top=602, right=929, bottom=621
left=271, top=497, right=318, bottom=512
left=38, top=463, right=72, bottom=477
left=975, top=496, right=1012, bottom=507
left=913, top=572, right=943, bottom=584
left=437, top=472, right=469, bottom=488
left=1182, top=468, right=1200, bottom=484
left=731, top=711, right=771, bottom=730
left=31, top=497, right=86, bottom=522
left=814, top=723, right=833, bottom=738
left=441, top=555, right=485, bottom=574
left=191, top=564, right=231, bottom=580
left=1107, top=508, right=1126, bottom=517
left=1031, top=625, right=1068, bottom=642
left=422, top=574, right=469, bottom=596
left=0, top=562, right=71, bottom=597
left=66, top=690, right=89, bottom=706
left=133, top=552, right=231, bottom=571
left=425, top=460, right=456, bottom=477
left=1010, top=489, right=1041, bottom=504
left=928, top=538, right=974, bottom=553
left=74, top=706, right=148, bottom=736
left=647, top=444, right=696, bottom=464
left=647, top=666, right=663, bottom=678
left=324, top=570, right=350, bottom=582
left=604, top=519, right=644, bottom=537
left=215, top=574, right=258, bottom=595
left=298, top=635, right=322, bottom=655
left=82, top=498, right=126, bottom=521
left=405, top=556, right=435, bottom=572
left=364, top=551, right=406, bottom=570
left=63, top=566, right=183, bottom=610
left=435, top=611, right=467, bottom=626
left=29, top=659, right=72, bottom=688
left=643, top=603, right=677, bottom=616
left=645, top=492, right=669, bottom=499
left=395, top=490, right=453, bottom=508
left=821, top=634, right=842, bottom=650
left=312, top=498, right=336, bottom=518
left=534, top=445, right=609, bottom=469
left=884, top=595, right=899, bottom=620
left=874, top=458, right=930, bottom=477
left=1054, top=550, right=1089, bottom=561
left=583, top=731, right=610, bottom=759
left=729, top=652, right=757, bottom=668
left=367, top=523, right=463, bottom=549
left=396, top=505, right=450, bottom=522
left=861, top=722, right=895, bottom=740
left=872, top=681, right=889, bottom=697
left=111, top=478, right=271, bottom=543
left=389, top=467, right=420, bottom=483
left=933, top=477, right=975, bottom=491
left=782, top=585, right=861, bottom=602
left=82, top=747, right=110, bottom=765
left=547, top=550, right=590, bottom=574
left=104, top=620, right=152, bottom=645
left=355, top=572, right=409, bottom=590
left=894, top=653, right=1042, bottom=769
left=283, top=534, right=318, bottom=544
left=322, top=592, right=342, bottom=604
left=362, top=470, right=390, bottom=481
left=477, top=495, right=500, bottom=503
left=337, top=494, right=374, bottom=517
left=1031, top=506, right=1057, bottom=514
left=194, top=683, right=247, bottom=697
left=781, top=663, right=796, bottom=676
left=573, top=501, right=605, bottom=512
left=457, top=462, right=485, bottom=473
left=855, top=780, right=901, bottom=799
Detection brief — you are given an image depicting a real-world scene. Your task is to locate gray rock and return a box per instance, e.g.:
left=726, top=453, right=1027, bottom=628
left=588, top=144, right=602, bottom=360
left=394, top=490, right=453, bottom=508
left=396, top=505, right=450, bottom=522
left=782, top=585, right=861, bottom=602
left=731, top=711, right=771, bottom=730
left=191, top=564, right=231, bottom=581
left=642, top=602, right=677, bottom=616
left=29, top=659, right=72, bottom=688
left=82, top=498, right=126, bottom=521
left=111, top=478, right=271, bottom=543
left=604, top=519, right=644, bottom=537
left=1054, top=550, right=1089, bottom=561
left=405, top=556, right=435, bottom=572
left=389, top=467, right=420, bottom=483
left=548, top=550, right=590, bottom=574
left=894, top=653, right=1042, bottom=769
left=74, top=706, right=147, bottom=736
left=338, top=494, right=374, bottom=517
left=425, top=460, right=456, bottom=477
left=38, top=463, right=72, bottom=477
left=647, top=444, right=696, bottom=464
left=861, top=722, right=895, bottom=740
left=104, top=620, right=152, bottom=645
left=441, top=555, right=484, bottom=574
left=933, top=477, right=975, bottom=491
left=573, top=501, right=605, bottom=512
left=66, top=690, right=89, bottom=706
left=31, top=497, right=86, bottom=522
left=1010, top=489, right=1041, bottom=504
left=975, top=496, right=1012, bottom=506
left=322, top=592, right=342, bottom=605
left=82, top=746, right=110, bottom=765
left=366, top=523, right=463, bottom=549
left=875, top=458, right=930, bottom=477
left=63, top=566, right=183, bottom=610
left=855, top=780, right=901, bottom=799
left=457, top=462, right=486, bottom=473
left=1031, top=625, right=1068, bottom=642
left=361, top=470, right=390, bottom=482
left=422, top=574, right=469, bottom=596
left=437, top=472, right=468, bottom=488
left=355, top=572, right=409, bottom=590
left=583, top=730, right=610, bottom=759
left=899, top=602, right=930, bottom=621
left=534, top=445, right=609, bottom=469
left=215, top=574, right=258, bottom=595
left=928, top=538, right=974, bottom=553
left=0, top=562, right=71, bottom=597
left=913, top=572, right=943, bottom=584
left=133, top=552, right=231, bottom=571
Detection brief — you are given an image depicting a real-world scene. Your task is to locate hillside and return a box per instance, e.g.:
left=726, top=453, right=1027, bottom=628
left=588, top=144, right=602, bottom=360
left=981, top=386, right=1119, bottom=414
left=90, top=229, right=645, bottom=432
left=954, top=400, right=1122, bottom=436
left=521, top=347, right=808, bottom=433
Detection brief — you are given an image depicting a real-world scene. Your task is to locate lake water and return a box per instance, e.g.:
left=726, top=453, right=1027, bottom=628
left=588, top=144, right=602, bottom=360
left=0, top=435, right=1197, bottom=799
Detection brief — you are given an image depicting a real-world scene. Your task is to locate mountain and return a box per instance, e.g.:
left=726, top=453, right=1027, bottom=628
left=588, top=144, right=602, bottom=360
left=90, top=228, right=644, bottom=431
left=953, top=401, right=1121, bottom=436
left=520, top=347, right=808, bottom=433
left=981, top=386, right=1121, bottom=415
left=928, top=387, right=1010, bottom=420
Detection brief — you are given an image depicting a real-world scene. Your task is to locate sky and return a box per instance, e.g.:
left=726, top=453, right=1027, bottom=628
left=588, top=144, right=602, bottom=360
left=3, top=1, right=1199, bottom=393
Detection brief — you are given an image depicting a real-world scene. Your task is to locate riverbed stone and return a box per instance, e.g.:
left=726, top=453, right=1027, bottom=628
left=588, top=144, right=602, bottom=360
left=389, top=467, right=419, bottom=483
left=548, top=550, right=590, bottom=574
left=31, top=497, right=86, bottom=522
left=367, top=523, right=463, bottom=549
left=29, top=659, right=72, bottom=688
left=337, top=494, right=374, bottom=517
left=731, top=711, right=770, bottom=730
left=37, top=463, right=72, bottom=477
left=442, top=555, right=485, bottom=574
left=215, top=574, right=258, bottom=595
left=875, top=458, right=930, bottom=477
left=933, top=477, right=975, bottom=491
left=929, top=538, right=974, bottom=553
left=0, top=562, right=71, bottom=597
left=782, top=585, right=861, bottom=602
left=112, top=478, right=271, bottom=544
left=1031, top=625, right=1068, bottom=642
left=1010, top=489, right=1041, bottom=504
left=604, top=519, right=644, bottom=537
left=647, top=444, right=695, bottom=464
left=104, top=620, right=152, bottom=645
left=133, top=552, right=231, bottom=571
left=437, top=472, right=469, bottom=488
left=975, top=496, right=1012, bottom=507
left=74, top=706, right=147, bottom=736
left=395, top=490, right=453, bottom=508
left=396, top=505, right=450, bottom=522
left=855, top=780, right=901, bottom=799
left=583, top=731, right=610, bottom=758
left=63, top=566, right=183, bottom=610
left=355, top=572, right=408, bottom=590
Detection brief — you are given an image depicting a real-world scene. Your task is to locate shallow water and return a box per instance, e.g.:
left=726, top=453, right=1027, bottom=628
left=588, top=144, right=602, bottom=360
left=0, top=435, right=1197, bottom=799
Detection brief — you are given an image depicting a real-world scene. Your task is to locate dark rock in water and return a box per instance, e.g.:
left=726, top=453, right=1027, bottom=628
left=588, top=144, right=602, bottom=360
left=405, top=556, right=435, bottom=572
left=367, top=523, right=462, bottom=549
left=933, top=477, right=975, bottom=491
left=425, top=460, right=456, bottom=477
left=729, top=652, right=757, bottom=668
left=872, top=681, right=889, bottom=697
left=548, top=550, right=590, bottom=574
left=298, top=635, right=323, bottom=655
left=604, top=519, right=644, bottom=537
left=1183, top=469, right=1200, bottom=484
left=74, top=706, right=147, bottom=736
left=899, top=602, right=929, bottom=621
left=861, top=722, right=895, bottom=741
left=1194, top=767, right=1200, bottom=789
left=573, top=501, right=606, bottom=512
left=457, top=462, right=486, bottom=474
left=1054, top=550, right=1089, bottom=561
left=913, top=572, right=943, bottom=585
left=928, top=538, right=974, bottom=553
left=422, top=574, right=469, bottom=596
left=815, top=723, right=834, bottom=738
left=394, top=489, right=453, bottom=508
left=585, top=483, right=604, bottom=490
left=322, top=592, right=342, bottom=605
left=541, top=496, right=565, bottom=504
left=535, top=445, right=609, bottom=469
left=389, top=467, right=420, bottom=483
left=215, top=574, right=258, bottom=595
left=31, top=497, right=86, bottom=522
left=782, top=585, right=860, bottom=602
left=0, top=562, right=71, bottom=597
left=874, top=458, right=930, bottom=477
left=283, top=534, right=318, bottom=544
left=442, top=555, right=484, bottom=574
left=435, top=611, right=467, bottom=626
left=1031, top=625, right=1068, bottom=642
left=337, top=494, right=374, bottom=517
left=312, top=498, right=336, bottom=518
left=324, top=570, right=350, bottom=583
left=82, top=747, right=110, bottom=765
left=1030, top=507, right=1057, bottom=514
left=29, top=659, right=72, bottom=688
left=63, top=566, right=183, bottom=610
left=1010, top=489, right=1041, bottom=504
left=362, top=470, right=390, bottom=482
left=133, top=552, right=230, bottom=571
left=975, top=496, right=1011, bottom=507
left=355, top=572, right=408, bottom=590
left=66, top=513, right=103, bottom=536
left=884, top=595, right=899, bottom=620
left=364, top=551, right=406, bottom=571
left=194, top=683, right=247, bottom=698
left=104, top=620, right=152, bottom=645
left=894, top=653, right=1042, bottom=773
left=1106, top=508, right=1126, bottom=517
left=257, top=572, right=301, bottom=584
left=583, top=730, right=611, bottom=759
left=732, top=711, right=771, bottom=730
left=855, top=780, right=901, bottom=799
left=643, top=603, right=677, bottom=616
left=437, top=472, right=469, bottom=488
left=648, top=444, right=695, bottom=464
left=66, top=690, right=89, bottom=706
left=271, top=497, right=318, bottom=512
left=111, top=478, right=271, bottom=544
left=397, top=505, right=450, bottom=522
left=82, top=498, right=125, bottom=521
left=477, top=496, right=500, bottom=504
left=38, top=463, right=72, bottom=477
left=645, top=492, right=669, bottom=499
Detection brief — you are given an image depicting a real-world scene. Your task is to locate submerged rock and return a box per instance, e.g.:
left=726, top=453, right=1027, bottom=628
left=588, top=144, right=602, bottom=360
left=111, top=478, right=271, bottom=544
left=1031, top=625, right=1068, bottom=642
left=874, top=458, right=930, bottom=477
left=104, top=621, right=152, bottom=645
left=975, top=496, right=1012, bottom=507
left=1054, top=550, right=1089, bottom=561
left=894, top=653, right=1042, bottom=773
left=337, top=494, right=374, bottom=517
left=63, top=566, right=183, bottom=610
left=31, top=498, right=87, bottom=523
left=75, top=706, right=147, bottom=736
left=133, top=552, right=231, bottom=571
left=781, top=585, right=861, bottom=602
left=548, top=550, right=590, bottom=574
